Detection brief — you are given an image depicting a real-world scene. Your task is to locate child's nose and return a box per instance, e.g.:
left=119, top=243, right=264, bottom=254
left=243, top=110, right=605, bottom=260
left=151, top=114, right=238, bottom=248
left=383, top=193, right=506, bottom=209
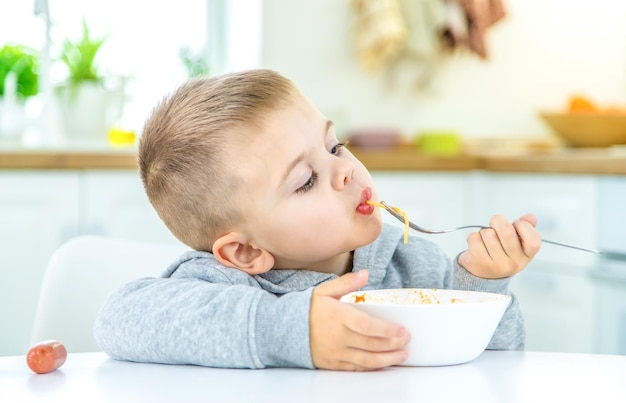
left=331, top=159, right=356, bottom=190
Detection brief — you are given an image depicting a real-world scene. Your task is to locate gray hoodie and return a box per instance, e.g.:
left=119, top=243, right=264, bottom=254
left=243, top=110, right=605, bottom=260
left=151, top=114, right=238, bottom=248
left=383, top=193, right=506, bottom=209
left=94, top=223, right=524, bottom=369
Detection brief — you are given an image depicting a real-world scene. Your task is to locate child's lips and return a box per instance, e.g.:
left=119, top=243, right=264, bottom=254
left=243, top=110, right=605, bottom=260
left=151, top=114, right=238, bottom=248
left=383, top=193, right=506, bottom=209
left=356, top=203, right=375, bottom=215
left=357, top=187, right=375, bottom=215
left=360, top=187, right=372, bottom=203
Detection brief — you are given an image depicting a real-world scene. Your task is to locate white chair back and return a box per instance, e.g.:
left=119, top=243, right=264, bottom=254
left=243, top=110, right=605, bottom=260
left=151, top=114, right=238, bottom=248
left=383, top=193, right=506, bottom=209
left=31, top=235, right=188, bottom=353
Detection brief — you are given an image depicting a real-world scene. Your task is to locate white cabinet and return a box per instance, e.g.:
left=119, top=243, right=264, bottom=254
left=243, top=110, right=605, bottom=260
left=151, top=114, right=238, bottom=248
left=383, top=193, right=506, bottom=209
left=0, top=170, right=181, bottom=356
left=0, top=172, right=80, bottom=356
left=597, top=175, right=626, bottom=255
left=591, top=262, right=626, bottom=355
left=372, top=172, right=474, bottom=257
left=472, top=173, right=599, bottom=352
left=80, top=171, right=178, bottom=243
left=509, top=261, right=596, bottom=353
left=471, top=173, right=598, bottom=265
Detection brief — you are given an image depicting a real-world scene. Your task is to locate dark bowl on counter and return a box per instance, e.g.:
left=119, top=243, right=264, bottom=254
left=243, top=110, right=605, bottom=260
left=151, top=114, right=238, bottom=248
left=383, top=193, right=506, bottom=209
left=347, top=129, right=402, bottom=150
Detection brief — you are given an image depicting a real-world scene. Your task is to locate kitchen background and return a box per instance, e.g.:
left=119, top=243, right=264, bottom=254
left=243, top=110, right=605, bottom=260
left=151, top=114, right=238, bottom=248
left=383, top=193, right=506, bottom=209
left=1, top=0, right=625, bottom=357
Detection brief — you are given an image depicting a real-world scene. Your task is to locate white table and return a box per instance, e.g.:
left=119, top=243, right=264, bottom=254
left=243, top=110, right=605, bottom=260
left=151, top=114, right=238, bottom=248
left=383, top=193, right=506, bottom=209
left=1, top=351, right=625, bottom=402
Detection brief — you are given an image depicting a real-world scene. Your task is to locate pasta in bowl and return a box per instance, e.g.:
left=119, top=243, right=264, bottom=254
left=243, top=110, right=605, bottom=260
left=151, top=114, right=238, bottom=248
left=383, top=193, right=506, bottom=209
left=340, top=288, right=511, bottom=366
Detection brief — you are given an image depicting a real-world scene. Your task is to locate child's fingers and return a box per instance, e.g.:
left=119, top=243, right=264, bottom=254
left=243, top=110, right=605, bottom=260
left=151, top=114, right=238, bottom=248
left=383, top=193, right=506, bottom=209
left=487, top=214, right=520, bottom=257
left=313, top=270, right=368, bottom=299
left=343, top=306, right=407, bottom=340
left=513, top=218, right=542, bottom=257
left=344, top=325, right=410, bottom=353
left=490, top=214, right=540, bottom=260
left=517, top=213, right=538, bottom=227
left=310, top=299, right=409, bottom=370
left=336, top=349, right=409, bottom=371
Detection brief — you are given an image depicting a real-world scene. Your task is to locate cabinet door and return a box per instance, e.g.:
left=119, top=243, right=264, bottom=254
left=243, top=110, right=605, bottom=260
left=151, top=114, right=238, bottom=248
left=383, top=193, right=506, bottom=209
left=596, top=176, right=626, bottom=255
left=371, top=172, right=473, bottom=257
left=80, top=171, right=179, bottom=243
left=473, top=173, right=598, bottom=265
left=509, top=261, right=595, bottom=353
left=478, top=173, right=598, bottom=353
left=592, top=274, right=626, bottom=355
left=0, top=171, right=80, bottom=356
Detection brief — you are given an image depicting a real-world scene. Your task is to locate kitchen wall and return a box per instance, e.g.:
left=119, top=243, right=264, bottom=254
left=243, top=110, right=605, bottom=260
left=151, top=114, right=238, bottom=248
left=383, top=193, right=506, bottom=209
left=260, top=0, right=626, bottom=140
left=4, top=1, right=624, bottom=142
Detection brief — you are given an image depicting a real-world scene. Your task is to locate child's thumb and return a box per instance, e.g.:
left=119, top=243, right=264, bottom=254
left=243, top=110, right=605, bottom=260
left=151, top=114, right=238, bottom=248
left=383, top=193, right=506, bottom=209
left=314, top=270, right=369, bottom=299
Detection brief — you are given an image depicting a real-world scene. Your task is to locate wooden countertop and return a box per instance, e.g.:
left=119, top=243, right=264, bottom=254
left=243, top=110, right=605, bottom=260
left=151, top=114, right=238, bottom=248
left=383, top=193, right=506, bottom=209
left=350, top=142, right=626, bottom=175
left=1, top=142, right=626, bottom=175
left=478, top=148, right=626, bottom=175
left=0, top=147, right=138, bottom=170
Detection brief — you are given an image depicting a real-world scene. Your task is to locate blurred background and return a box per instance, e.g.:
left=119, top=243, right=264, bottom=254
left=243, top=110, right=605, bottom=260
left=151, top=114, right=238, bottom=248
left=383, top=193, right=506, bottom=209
left=1, top=0, right=625, bottom=359
left=1, top=0, right=625, bottom=143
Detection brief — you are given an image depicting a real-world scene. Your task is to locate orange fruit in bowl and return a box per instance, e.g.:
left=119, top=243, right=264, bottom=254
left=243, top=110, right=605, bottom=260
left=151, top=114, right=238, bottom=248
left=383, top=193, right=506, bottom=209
left=567, top=95, right=597, bottom=113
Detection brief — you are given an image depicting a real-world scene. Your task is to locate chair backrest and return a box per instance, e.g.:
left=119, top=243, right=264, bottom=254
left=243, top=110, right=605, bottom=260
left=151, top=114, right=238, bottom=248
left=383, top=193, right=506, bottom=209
left=30, top=235, right=189, bottom=353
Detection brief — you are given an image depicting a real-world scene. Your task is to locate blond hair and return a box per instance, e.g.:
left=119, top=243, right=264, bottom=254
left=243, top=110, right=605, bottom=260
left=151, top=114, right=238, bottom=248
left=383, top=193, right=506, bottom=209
left=139, top=69, right=298, bottom=251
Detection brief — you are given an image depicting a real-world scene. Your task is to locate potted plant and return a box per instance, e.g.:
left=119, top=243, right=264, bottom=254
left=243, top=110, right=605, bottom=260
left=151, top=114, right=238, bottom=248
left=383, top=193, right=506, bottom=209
left=60, top=18, right=107, bottom=89
left=0, top=44, right=39, bottom=99
left=0, top=44, right=39, bottom=138
left=56, top=18, right=120, bottom=141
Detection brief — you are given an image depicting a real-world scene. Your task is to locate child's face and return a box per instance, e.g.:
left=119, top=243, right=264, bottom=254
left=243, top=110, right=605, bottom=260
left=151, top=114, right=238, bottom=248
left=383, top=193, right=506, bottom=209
left=232, top=93, right=383, bottom=273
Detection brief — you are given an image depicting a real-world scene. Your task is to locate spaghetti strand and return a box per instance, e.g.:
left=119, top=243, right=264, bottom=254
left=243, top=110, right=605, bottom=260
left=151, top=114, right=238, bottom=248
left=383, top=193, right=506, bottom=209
left=366, top=200, right=409, bottom=244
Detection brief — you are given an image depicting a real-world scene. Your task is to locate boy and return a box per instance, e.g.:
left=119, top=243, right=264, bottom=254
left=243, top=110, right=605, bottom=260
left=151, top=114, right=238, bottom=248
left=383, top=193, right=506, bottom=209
left=94, top=69, right=541, bottom=371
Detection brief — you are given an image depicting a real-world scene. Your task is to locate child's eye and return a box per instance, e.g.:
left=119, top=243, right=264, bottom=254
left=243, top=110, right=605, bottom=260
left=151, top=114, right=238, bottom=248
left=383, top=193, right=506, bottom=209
left=330, top=142, right=347, bottom=156
left=296, top=171, right=318, bottom=194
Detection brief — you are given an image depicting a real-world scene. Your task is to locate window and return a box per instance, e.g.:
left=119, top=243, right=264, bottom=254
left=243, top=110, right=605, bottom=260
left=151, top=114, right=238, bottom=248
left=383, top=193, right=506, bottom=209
left=0, top=0, right=261, bottom=138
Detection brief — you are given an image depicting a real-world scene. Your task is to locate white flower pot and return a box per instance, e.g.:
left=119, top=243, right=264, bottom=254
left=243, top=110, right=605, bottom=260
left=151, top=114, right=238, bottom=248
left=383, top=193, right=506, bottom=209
left=56, top=82, right=123, bottom=142
left=0, top=99, right=27, bottom=140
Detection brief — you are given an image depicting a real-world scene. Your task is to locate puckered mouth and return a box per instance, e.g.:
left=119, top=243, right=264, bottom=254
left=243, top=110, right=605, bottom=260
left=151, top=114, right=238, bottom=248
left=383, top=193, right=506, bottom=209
left=359, top=187, right=372, bottom=205
left=356, top=187, right=375, bottom=215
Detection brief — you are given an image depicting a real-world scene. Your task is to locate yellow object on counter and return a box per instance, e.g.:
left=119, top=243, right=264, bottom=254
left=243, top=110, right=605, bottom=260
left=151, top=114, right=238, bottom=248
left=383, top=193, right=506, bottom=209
left=416, top=131, right=461, bottom=156
left=107, top=127, right=136, bottom=146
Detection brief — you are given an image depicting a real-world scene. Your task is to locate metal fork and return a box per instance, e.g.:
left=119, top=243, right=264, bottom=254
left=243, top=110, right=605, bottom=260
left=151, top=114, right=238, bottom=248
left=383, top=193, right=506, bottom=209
left=379, top=201, right=602, bottom=254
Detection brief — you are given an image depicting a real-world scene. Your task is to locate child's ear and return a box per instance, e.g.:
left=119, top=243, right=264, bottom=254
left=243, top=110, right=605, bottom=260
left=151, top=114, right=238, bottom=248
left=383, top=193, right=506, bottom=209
left=212, top=232, right=274, bottom=275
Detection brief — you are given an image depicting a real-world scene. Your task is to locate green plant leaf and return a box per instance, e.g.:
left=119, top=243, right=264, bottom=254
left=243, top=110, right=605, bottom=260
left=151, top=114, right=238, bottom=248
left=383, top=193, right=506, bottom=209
left=0, top=44, right=40, bottom=98
left=59, top=18, right=108, bottom=86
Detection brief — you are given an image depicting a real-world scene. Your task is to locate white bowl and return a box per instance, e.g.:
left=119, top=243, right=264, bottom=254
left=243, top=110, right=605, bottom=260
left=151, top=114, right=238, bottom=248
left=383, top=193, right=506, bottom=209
left=340, top=288, right=511, bottom=366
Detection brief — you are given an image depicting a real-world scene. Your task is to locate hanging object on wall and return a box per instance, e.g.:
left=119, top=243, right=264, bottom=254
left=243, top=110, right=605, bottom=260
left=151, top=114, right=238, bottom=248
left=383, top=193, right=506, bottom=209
left=350, top=0, right=507, bottom=90
left=445, top=0, right=506, bottom=59
left=351, top=0, right=408, bottom=72
left=386, top=0, right=449, bottom=90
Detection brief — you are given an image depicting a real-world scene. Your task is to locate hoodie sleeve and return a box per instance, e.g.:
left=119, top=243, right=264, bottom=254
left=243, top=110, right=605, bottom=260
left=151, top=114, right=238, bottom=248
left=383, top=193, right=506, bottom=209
left=94, top=276, right=315, bottom=369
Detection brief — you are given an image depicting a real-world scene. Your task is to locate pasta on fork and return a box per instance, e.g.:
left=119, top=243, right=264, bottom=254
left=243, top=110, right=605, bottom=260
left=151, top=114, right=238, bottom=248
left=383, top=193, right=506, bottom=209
left=366, top=200, right=410, bottom=244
